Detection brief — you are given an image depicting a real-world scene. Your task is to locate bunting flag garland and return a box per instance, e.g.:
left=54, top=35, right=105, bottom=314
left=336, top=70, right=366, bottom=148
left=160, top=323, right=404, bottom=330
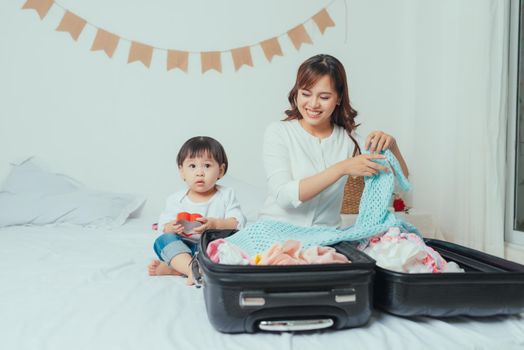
left=21, top=0, right=339, bottom=74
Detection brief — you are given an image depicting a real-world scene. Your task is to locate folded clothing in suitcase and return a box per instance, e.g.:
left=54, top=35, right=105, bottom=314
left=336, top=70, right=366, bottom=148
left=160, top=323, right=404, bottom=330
left=193, top=229, right=376, bottom=334
left=374, top=238, right=524, bottom=317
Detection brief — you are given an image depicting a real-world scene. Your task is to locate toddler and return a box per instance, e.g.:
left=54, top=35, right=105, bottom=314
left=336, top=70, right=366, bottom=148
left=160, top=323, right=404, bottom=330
left=148, top=136, right=246, bottom=284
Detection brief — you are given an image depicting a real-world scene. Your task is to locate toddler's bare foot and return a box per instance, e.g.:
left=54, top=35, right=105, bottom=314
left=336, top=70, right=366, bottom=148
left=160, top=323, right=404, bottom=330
left=148, top=260, right=182, bottom=276
left=185, top=273, right=195, bottom=286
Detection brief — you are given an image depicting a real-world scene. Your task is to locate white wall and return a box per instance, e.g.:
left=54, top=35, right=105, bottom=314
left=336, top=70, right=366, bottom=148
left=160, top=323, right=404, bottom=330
left=0, top=0, right=414, bottom=219
left=409, top=0, right=508, bottom=248
left=0, top=0, right=502, bottom=244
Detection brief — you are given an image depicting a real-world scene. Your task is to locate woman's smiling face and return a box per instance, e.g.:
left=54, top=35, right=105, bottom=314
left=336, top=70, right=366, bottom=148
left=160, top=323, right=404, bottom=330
left=296, top=74, right=340, bottom=133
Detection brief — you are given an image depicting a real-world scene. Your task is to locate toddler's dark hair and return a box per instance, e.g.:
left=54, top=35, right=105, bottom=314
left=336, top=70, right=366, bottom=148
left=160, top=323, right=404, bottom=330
left=176, top=136, right=228, bottom=174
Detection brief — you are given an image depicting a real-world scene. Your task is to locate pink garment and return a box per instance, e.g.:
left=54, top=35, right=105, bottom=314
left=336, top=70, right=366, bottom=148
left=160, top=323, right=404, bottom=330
left=206, top=238, right=224, bottom=263
left=207, top=239, right=350, bottom=265
left=302, top=246, right=351, bottom=264
left=259, top=240, right=304, bottom=265
left=258, top=240, right=350, bottom=265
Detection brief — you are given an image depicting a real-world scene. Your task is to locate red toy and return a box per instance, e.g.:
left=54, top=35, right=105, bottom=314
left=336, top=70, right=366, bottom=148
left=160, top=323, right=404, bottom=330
left=176, top=212, right=202, bottom=222
left=176, top=212, right=203, bottom=238
left=152, top=212, right=204, bottom=243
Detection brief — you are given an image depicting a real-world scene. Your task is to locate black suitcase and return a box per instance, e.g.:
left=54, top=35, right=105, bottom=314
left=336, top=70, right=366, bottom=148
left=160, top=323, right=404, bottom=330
left=193, top=229, right=376, bottom=333
left=373, top=238, right=524, bottom=317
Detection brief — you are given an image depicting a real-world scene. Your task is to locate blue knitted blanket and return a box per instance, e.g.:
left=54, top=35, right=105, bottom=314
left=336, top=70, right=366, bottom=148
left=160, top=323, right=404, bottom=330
left=227, top=149, right=419, bottom=256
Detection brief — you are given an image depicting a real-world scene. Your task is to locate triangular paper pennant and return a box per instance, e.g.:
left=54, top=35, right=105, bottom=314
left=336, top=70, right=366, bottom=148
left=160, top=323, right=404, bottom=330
left=313, top=9, right=335, bottom=34
left=128, top=41, right=153, bottom=68
left=201, top=51, right=222, bottom=73
left=22, top=0, right=53, bottom=20
left=231, top=47, right=253, bottom=71
left=260, top=37, right=283, bottom=62
left=167, top=50, right=189, bottom=72
left=56, top=11, right=86, bottom=41
left=287, top=24, right=313, bottom=50
left=91, top=29, right=119, bottom=58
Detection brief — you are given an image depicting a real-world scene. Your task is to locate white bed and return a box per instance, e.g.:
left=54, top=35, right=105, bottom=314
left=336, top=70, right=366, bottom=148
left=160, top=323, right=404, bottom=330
left=1, top=218, right=523, bottom=350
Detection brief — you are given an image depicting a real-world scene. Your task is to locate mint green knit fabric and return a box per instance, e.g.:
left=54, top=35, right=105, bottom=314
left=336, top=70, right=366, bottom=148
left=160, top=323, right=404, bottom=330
left=226, top=149, right=419, bottom=256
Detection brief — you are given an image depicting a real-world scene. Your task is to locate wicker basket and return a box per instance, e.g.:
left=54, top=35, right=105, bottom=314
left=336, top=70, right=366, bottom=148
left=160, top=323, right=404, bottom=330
left=341, top=175, right=364, bottom=214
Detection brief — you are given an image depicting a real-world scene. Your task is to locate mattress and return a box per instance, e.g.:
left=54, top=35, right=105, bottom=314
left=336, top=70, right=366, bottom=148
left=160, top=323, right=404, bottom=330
left=1, top=219, right=523, bottom=350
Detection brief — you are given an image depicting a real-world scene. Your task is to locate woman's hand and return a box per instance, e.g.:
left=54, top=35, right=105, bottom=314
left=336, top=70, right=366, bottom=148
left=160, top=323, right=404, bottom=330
left=365, top=131, right=396, bottom=153
left=163, top=220, right=184, bottom=234
left=341, top=154, right=389, bottom=177
left=191, top=217, right=216, bottom=234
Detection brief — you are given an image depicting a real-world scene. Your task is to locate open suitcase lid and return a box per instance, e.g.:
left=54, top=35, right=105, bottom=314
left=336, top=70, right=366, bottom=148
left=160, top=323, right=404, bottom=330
left=376, top=238, right=524, bottom=283
left=374, top=239, right=524, bottom=317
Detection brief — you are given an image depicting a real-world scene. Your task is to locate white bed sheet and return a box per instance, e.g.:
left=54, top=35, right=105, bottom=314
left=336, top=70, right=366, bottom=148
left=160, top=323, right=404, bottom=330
left=0, top=219, right=523, bottom=350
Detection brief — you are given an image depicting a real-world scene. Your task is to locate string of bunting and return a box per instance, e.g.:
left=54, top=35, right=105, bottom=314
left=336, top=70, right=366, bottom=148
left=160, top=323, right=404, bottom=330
left=21, top=0, right=337, bottom=73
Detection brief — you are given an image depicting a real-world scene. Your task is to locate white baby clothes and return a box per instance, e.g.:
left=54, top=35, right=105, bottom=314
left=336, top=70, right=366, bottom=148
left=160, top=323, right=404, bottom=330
left=362, top=227, right=464, bottom=273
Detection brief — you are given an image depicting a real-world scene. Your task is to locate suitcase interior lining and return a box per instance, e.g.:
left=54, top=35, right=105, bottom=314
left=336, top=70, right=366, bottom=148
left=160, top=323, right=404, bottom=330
left=431, top=246, right=506, bottom=273
left=426, top=239, right=524, bottom=274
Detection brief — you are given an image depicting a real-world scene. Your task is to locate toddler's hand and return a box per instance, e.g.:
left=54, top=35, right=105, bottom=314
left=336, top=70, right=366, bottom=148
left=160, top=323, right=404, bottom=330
left=191, top=217, right=215, bottom=234
left=163, top=220, right=184, bottom=234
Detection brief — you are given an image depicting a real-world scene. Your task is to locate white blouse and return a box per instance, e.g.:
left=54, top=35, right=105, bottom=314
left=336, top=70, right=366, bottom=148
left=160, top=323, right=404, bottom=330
left=258, top=119, right=358, bottom=227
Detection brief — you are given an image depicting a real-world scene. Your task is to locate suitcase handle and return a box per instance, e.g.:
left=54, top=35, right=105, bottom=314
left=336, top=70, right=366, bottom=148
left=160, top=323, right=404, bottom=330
left=258, top=319, right=334, bottom=332
left=239, top=289, right=356, bottom=308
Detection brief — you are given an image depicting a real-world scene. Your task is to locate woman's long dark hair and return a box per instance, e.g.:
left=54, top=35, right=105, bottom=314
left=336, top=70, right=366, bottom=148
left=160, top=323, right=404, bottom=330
left=284, top=54, right=360, bottom=154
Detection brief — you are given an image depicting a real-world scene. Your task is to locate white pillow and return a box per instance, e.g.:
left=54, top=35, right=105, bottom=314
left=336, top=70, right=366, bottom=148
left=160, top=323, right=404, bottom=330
left=2, top=158, right=80, bottom=196
left=0, top=158, right=145, bottom=228
left=218, top=175, right=266, bottom=224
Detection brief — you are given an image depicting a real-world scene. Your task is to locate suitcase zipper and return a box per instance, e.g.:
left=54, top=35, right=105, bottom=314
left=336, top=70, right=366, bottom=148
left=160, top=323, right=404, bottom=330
left=190, top=252, right=203, bottom=288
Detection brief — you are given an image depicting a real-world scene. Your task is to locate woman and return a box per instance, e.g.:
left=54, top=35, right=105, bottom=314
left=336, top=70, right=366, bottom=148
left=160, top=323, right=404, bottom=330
left=258, top=54, right=409, bottom=227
